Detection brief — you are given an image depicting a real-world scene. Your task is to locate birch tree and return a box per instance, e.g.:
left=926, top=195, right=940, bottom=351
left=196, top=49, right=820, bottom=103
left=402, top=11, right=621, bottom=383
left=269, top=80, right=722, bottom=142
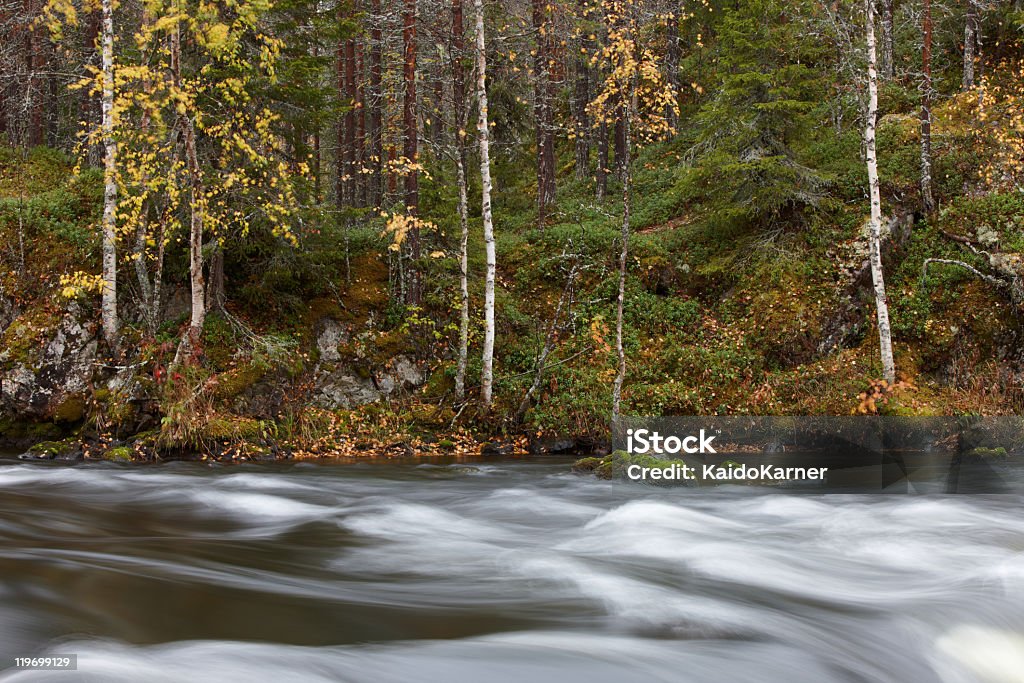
left=963, top=0, right=978, bottom=90
left=42, top=0, right=119, bottom=350
left=452, top=0, right=470, bottom=402
left=474, top=0, right=496, bottom=407
left=865, top=0, right=896, bottom=383
left=588, top=0, right=678, bottom=420
left=99, top=0, right=117, bottom=351
left=920, top=0, right=935, bottom=214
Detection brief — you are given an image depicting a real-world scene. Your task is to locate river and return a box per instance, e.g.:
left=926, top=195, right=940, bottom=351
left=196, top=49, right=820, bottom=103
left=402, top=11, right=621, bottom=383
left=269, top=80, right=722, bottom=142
left=0, top=453, right=1022, bottom=682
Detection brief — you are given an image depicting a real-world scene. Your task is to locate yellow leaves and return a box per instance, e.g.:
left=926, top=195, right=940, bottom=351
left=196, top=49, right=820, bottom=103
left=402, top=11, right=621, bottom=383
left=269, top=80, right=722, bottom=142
left=590, top=315, right=611, bottom=354
left=381, top=213, right=438, bottom=253
left=58, top=272, right=105, bottom=300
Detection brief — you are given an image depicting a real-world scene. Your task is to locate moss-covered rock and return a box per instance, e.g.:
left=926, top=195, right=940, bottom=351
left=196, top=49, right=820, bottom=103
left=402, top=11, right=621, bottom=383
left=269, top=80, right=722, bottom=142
left=53, top=394, right=86, bottom=423
left=966, top=446, right=1008, bottom=458
left=101, top=446, right=134, bottom=462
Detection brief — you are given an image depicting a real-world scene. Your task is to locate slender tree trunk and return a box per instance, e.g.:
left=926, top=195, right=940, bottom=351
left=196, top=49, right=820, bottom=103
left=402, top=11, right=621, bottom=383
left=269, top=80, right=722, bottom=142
left=368, top=0, right=383, bottom=206
left=531, top=0, right=555, bottom=227
left=100, top=0, right=118, bottom=352
left=403, top=0, right=421, bottom=304
left=82, top=10, right=101, bottom=166
left=354, top=22, right=366, bottom=208
left=180, top=117, right=206, bottom=363
left=344, top=30, right=356, bottom=206
left=339, top=29, right=352, bottom=206
left=865, top=0, right=896, bottom=384
left=611, top=104, right=631, bottom=421
left=173, top=22, right=205, bottom=367
left=880, top=0, right=894, bottom=80
left=27, top=0, right=46, bottom=147
left=613, top=113, right=626, bottom=179
left=596, top=121, right=608, bottom=200
left=921, top=0, right=936, bottom=214
left=574, top=15, right=591, bottom=181
left=664, top=4, right=680, bottom=126
left=205, top=243, right=225, bottom=311
left=963, top=0, right=977, bottom=90
left=453, top=0, right=470, bottom=402
left=474, top=0, right=496, bottom=407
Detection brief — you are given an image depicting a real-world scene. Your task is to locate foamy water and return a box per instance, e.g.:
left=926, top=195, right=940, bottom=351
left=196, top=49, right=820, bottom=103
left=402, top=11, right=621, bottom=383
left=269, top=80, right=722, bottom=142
left=0, top=456, right=1022, bottom=682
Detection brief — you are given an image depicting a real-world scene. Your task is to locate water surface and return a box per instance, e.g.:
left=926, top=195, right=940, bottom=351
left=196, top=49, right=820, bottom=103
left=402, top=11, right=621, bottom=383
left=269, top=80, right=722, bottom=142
left=0, top=454, right=1022, bottom=682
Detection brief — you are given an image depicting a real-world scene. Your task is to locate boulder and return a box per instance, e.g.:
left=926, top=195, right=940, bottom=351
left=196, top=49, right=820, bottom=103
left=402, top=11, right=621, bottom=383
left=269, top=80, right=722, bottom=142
left=314, top=370, right=382, bottom=409
left=0, top=303, right=98, bottom=422
left=315, top=318, right=348, bottom=362
left=313, top=354, right=424, bottom=410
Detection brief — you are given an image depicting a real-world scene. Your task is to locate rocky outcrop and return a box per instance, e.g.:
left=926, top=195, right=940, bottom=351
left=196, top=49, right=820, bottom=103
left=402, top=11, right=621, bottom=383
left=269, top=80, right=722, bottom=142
left=313, top=355, right=425, bottom=409
left=0, top=302, right=98, bottom=422
left=310, top=317, right=425, bottom=409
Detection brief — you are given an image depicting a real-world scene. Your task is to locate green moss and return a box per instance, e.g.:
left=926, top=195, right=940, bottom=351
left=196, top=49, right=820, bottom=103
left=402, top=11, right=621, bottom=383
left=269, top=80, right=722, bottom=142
left=53, top=394, right=86, bottom=423
left=29, top=440, right=68, bottom=457
left=422, top=369, right=455, bottom=399
left=102, top=446, right=134, bottom=462
left=966, top=446, right=1008, bottom=458
left=202, top=414, right=274, bottom=440
left=0, top=310, right=54, bottom=369
left=213, top=364, right=269, bottom=401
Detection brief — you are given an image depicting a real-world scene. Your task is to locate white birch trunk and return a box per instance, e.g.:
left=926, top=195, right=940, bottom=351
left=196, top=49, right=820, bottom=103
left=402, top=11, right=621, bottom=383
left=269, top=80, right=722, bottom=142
left=963, top=0, right=977, bottom=91
left=455, top=150, right=470, bottom=402
left=474, top=0, right=496, bottom=407
left=100, top=0, right=118, bottom=351
left=611, top=103, right=631, bottom=421
left=865, top=0, right=896, bottom=384
left=184, top=118, right=206, bottom=355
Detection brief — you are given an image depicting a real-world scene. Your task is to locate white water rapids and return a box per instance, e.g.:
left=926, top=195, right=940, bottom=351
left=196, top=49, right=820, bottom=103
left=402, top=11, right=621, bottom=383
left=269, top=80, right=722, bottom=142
left=0, top=456, right=1022, bottom=682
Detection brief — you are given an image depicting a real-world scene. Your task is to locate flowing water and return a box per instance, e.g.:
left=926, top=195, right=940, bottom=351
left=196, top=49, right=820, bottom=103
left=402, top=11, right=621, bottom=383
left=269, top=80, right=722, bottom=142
left=1, top=452, right=1023, bottom=682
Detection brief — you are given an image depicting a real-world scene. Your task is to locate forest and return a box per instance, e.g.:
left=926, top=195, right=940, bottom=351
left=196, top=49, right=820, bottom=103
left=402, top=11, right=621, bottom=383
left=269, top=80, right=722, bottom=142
left=2, top=0, right=1024, bottom=459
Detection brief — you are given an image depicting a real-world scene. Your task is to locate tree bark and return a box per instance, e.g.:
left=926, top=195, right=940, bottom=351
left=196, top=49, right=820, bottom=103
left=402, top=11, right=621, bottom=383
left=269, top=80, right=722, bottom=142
left=205, top=243, right=225, bottom=312
left=664, top=3, right=680, bottom=126
left=453, top=0, right=470, bottom=402
left=173, top=22, right=205, bottom=367
left=574, top=13, right=591, bottom=181
left=354, top=20, right=366, bottom=208
left=865, top=0, right=896, bottom=384
left=369, top=0, right=383, bottom=206
left=180, top=117, right=206, bottom=364
left=403, top=0, right=421, bottom=304
left=611, top=103, right=631, bottom=421
left=531, top=0, right=556, bottom=227
left=474, top=0, right=496, bottom=407
left=920, top=0, right=936, bottom=214
left=880, top=0, right=894, bottom=80
left=613, top=112, right=626, bottom=179
left=82, top=9, right=101, bottom=166
left=100, top=0, right=118, bottom=352
left=335, top=25, right=348, bottom=207
left=963, top=0, right=977, bottom=90
left=596, top=121, right=608, bottom=200
left=344, top=27, right=356, bottom=206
